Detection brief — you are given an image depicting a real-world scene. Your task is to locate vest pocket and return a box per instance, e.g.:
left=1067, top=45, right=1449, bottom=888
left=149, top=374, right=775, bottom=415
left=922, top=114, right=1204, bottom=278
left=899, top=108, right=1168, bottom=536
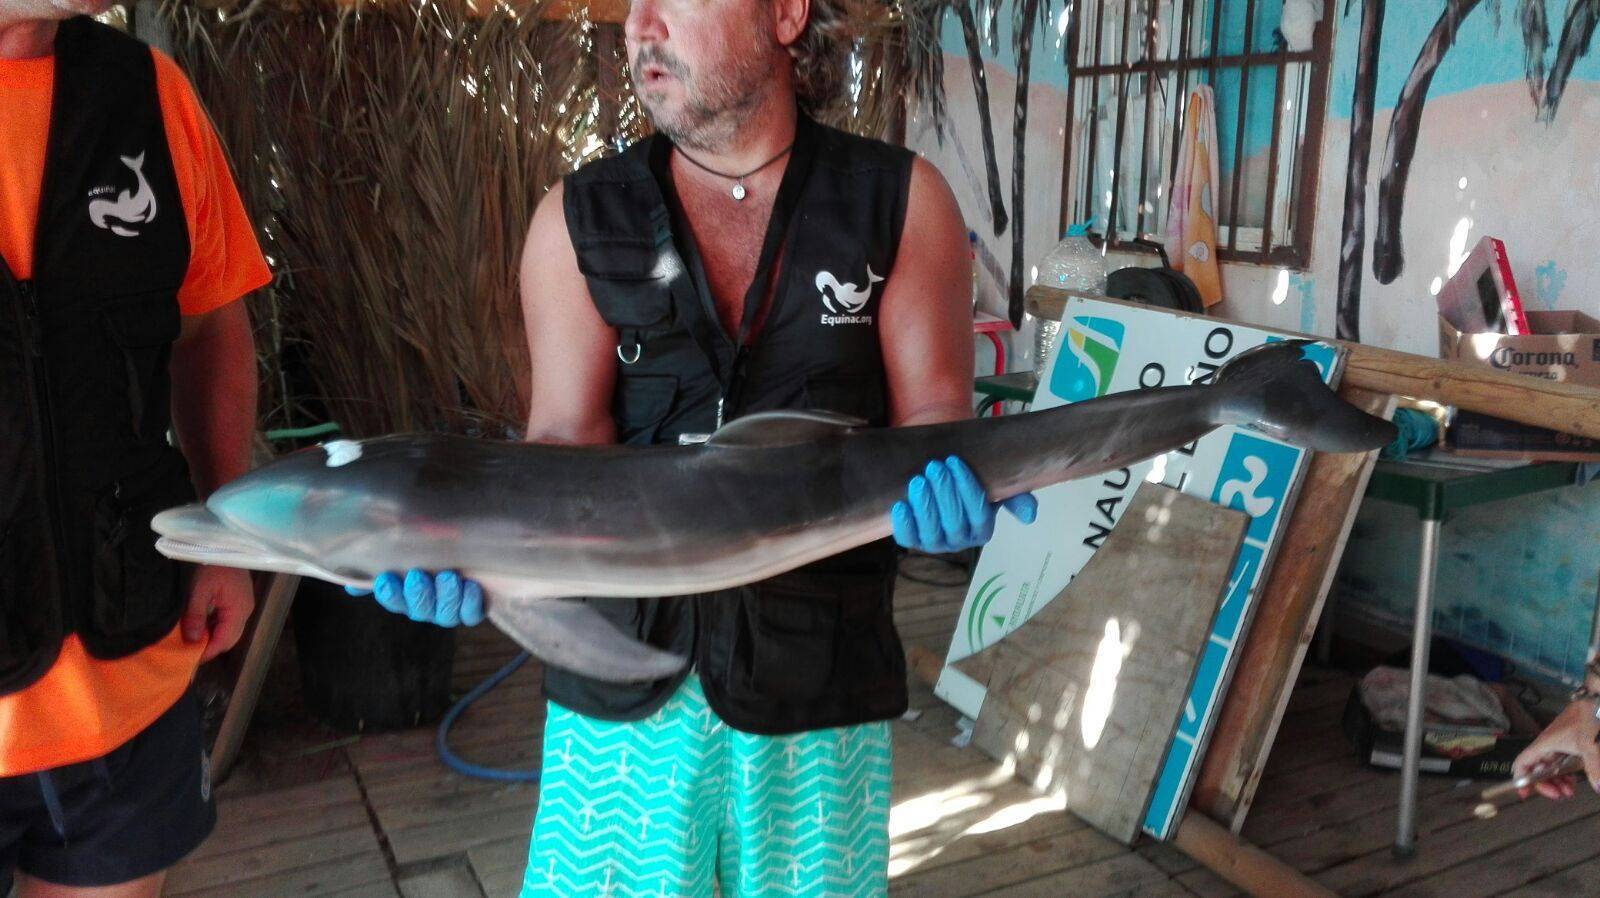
left=0, top=522, right=26, bottom=677
left=574, top=240, right=676, bottom=328
left=101, top=292, right=180, bottom=445
left=739, top=578, right=841, bottom=702
left=612, top=374, right=677, bottom=444
left=0, top=512, right=66, bottom=691
left=725, top=545, right=900, bottom=706
left=834, top=571, right=902, bottom=693
left=87, top=463, right=189, bottom=650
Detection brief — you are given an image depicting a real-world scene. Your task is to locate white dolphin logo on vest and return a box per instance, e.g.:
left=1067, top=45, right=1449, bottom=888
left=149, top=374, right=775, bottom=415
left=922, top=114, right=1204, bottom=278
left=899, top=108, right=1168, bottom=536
left=88, top=152, right=158, bottom=237
left=816, top=266, right=883, bottom=315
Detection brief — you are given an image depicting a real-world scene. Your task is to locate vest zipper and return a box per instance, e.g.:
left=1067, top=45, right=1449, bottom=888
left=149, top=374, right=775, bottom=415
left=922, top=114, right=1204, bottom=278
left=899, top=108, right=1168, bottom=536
left=11, top=279, right=68, bottom=618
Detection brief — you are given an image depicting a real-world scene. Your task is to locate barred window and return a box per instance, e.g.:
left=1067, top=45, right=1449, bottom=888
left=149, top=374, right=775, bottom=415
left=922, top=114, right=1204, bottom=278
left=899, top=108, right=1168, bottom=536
left=1060, top=0, right=1334, bottom=267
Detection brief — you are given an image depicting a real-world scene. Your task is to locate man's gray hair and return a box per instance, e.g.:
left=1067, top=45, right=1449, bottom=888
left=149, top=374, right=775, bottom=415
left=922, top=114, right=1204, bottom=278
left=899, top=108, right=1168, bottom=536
left=788, top=0, right=856, bottom=114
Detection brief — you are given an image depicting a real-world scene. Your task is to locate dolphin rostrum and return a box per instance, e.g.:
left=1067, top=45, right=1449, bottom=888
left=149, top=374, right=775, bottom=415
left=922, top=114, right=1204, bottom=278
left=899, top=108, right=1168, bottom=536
left=152, top=341, right=1394, bottom=682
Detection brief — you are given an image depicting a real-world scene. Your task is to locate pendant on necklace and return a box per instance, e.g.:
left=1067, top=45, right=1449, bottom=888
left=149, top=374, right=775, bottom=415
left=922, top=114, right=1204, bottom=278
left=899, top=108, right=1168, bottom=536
left=731, top=182, right=747, bottom=201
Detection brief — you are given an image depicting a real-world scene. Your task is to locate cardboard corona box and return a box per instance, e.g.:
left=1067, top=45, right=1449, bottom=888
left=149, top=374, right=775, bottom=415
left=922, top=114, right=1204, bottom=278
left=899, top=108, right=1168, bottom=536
left=1439, top=310, right=1600, bottom=461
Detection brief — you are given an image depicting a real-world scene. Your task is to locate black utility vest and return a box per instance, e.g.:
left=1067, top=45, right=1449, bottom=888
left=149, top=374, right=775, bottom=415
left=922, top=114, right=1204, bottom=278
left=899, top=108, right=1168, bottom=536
left=0, top=17, right=195, bottom=695
left=547, top=115, right=913, bottom=735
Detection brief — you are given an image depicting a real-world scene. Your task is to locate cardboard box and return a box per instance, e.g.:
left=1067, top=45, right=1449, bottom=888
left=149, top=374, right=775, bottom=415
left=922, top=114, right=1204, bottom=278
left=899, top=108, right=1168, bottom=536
left=1438, top=310, right=1600, bottom=387
left=1439, top=310, right=1600, bottom=460
left=1341, top=680, right=1542, bottom=780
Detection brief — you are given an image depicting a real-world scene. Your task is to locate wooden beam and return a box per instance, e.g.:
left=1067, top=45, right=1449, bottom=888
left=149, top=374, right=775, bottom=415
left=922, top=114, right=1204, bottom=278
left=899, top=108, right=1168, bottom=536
left=1171, top=813, right=1337, bottom=898
left=1188, top=387, right=1395, bottom=828
left=1335, top=344, right=1600, bottom=438
left=1026, top=287, right=1600, bottom=441
left=906, top=643, right=945, bottom=689
left=210, top=572, right=301, bottom=784
left=210, top=433, right=306, bottom=785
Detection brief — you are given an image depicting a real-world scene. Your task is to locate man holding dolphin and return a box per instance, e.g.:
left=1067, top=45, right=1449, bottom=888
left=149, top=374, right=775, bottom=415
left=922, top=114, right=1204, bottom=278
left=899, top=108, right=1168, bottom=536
left=355, top=0, right=1034, bottom=891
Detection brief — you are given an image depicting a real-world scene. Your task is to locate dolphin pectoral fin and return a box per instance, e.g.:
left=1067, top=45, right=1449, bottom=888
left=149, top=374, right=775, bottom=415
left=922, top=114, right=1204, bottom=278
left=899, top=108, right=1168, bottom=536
left=485, top=597, right=688, bottom=684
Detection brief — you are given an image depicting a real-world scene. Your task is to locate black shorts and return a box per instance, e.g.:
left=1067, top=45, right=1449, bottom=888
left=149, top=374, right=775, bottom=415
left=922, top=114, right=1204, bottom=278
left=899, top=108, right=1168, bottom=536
left=0, top=690, right=215, bottom=890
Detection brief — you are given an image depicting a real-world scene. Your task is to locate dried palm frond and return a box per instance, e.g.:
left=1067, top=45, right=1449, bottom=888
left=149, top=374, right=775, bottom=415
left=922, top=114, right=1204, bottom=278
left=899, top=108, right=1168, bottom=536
left=163, top=0, right=621, bottom=437
left=896, top=0, right=954, bottom=137
left=161, top=0, right=911, bottom=439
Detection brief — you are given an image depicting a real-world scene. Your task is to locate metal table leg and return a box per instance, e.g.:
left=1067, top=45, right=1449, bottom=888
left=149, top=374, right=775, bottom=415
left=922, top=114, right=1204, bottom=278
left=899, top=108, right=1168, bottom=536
left=1396, top=516, right=1441, bottom=856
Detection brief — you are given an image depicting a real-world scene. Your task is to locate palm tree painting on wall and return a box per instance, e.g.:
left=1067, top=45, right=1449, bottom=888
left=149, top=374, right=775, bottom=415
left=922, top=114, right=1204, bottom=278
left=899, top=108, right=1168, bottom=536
left=1336, top=0, right=1598, bottom=342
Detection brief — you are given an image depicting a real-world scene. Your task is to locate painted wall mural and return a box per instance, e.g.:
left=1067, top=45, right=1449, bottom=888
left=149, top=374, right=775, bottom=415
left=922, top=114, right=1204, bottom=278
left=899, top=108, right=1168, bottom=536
left=1335, top=0, right=1384, bottom=341
left=912, top=0, right=1599, bottom=683
left=950, top=0, right=1010, bottom=236
left=907, top=1, right=1333, bottom=336
left=1336, top=0, right=1600, bottom=340
left=904, top=0, right=1058, bottom=327
left=911, top=0, right=1599, bottom=349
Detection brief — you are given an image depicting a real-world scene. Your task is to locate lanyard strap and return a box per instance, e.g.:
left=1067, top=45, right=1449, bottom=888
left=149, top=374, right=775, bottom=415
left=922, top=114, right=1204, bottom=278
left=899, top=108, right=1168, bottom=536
left=717, top=117, right=816, bottom=426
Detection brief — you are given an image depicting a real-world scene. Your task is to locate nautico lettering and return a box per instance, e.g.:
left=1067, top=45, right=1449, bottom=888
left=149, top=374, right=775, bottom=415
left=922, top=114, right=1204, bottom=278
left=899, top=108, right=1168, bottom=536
left=1082, top=467, right=1132, bottom=549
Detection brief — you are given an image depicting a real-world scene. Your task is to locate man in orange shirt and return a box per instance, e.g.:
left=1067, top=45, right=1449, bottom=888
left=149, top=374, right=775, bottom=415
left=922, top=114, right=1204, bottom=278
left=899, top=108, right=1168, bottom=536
left=0, top=0, right=269, bottom=894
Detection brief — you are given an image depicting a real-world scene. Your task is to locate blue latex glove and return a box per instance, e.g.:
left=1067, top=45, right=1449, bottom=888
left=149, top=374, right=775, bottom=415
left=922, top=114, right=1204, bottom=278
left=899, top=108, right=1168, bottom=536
left=345, top=569, right=485, bottom=627
left=891, top=456, right=1037, bottom=554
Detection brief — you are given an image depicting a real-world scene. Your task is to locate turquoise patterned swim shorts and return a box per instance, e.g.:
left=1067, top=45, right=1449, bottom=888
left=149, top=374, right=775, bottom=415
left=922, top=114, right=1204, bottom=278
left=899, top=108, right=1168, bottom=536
left=520, top=675, right=892, bottom=897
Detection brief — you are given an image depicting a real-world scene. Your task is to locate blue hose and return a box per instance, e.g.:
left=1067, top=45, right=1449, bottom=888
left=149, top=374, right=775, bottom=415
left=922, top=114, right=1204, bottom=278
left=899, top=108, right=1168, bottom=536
left=435, top=651, right=542, bottom=782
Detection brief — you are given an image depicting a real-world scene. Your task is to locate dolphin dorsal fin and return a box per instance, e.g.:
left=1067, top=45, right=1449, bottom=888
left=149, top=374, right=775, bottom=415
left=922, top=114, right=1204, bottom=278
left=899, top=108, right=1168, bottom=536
left=705, top=410, right=866, bottom=448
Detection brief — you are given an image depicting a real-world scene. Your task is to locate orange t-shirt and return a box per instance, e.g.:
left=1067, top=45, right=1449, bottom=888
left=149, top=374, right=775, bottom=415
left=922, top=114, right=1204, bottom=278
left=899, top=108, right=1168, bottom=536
left=0, top=43, right=272, bottom=776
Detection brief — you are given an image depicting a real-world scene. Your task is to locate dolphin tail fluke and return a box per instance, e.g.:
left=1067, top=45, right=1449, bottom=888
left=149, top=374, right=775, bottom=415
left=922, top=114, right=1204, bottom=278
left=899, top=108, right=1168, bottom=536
left=1211, top=340, right=1397, bottom=453
left=485, top=598, right=688, bottom=684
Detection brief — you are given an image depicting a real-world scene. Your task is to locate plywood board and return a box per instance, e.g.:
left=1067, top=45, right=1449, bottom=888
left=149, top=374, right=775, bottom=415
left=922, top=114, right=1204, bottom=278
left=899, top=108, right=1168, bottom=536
left=942, top=296, right=1344, bottom=839
left=969, top=483, right=1248, bottom=843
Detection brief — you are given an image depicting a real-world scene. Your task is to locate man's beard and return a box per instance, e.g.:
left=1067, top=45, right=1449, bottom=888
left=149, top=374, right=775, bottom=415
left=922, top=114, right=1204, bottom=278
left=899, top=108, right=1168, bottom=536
left=632, top=37, right=777, bottom=152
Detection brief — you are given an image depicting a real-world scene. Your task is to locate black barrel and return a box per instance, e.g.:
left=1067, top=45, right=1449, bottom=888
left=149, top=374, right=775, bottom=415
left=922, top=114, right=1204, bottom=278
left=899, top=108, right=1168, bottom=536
left=292, top=578, right=455, bottom=731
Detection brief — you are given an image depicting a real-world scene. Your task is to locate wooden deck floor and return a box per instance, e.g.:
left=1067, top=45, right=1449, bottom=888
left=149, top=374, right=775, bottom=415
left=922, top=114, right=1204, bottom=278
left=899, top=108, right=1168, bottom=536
left=170, top=558, right=1600, bottom=897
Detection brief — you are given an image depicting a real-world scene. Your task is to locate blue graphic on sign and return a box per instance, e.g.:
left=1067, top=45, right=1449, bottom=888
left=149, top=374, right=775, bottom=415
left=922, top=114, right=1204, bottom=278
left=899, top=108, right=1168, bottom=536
left=1049, top=316, right=1126, bottom=402
left=1214, top=433, right=1300, bottom=544
left=1144, top=432, right=1310, bottom=839
left=1144, top=738, right=1191, bottom=829
left=1178, top=641, right=1231, bottom=743
left=1212, top=542, right=1264, bottom=640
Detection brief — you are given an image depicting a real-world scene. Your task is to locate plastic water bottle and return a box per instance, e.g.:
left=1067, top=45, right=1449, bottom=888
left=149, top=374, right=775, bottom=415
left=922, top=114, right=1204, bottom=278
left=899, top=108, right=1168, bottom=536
left=1029, top=221, right=1108, bottom=373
